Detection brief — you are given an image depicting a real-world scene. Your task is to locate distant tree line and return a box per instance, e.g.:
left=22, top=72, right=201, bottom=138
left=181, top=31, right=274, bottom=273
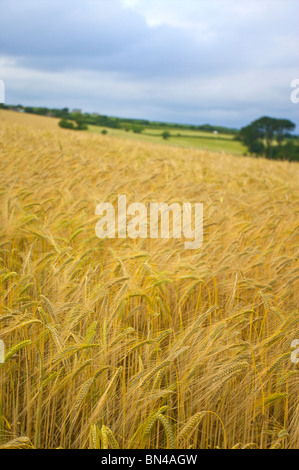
left=1, top=104, right=298, bottom=160
left=0, top=103, right=239, bottom=135
left=237, top=116, right=298, bottom=161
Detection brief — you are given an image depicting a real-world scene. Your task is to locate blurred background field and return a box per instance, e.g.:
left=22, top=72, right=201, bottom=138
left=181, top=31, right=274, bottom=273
left=1, top=109, right=246, bottom=154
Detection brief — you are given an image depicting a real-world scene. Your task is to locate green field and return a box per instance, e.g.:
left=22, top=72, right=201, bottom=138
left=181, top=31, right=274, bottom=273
left=88, top=125, right=247, bottom=154
left=2, top=108, right=297, bottom=156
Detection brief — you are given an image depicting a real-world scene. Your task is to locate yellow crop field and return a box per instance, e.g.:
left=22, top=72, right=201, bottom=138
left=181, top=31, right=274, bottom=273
left=0, top=111, right=298, bottom=449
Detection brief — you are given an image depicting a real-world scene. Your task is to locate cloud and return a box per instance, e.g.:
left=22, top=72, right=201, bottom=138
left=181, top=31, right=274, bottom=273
left=0, top=0, right=298, bottom=128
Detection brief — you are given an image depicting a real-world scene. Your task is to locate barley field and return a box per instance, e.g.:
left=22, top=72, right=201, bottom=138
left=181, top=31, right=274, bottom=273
left=0, top=111, right=298, bottom=449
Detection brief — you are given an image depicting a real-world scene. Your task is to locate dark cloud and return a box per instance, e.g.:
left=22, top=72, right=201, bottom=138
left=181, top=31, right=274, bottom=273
left=0, top=0, right=298, bottom=128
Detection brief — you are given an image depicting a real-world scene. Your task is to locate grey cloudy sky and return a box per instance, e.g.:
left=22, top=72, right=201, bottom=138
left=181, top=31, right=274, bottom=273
left=0, top=0, right=298, bottom=128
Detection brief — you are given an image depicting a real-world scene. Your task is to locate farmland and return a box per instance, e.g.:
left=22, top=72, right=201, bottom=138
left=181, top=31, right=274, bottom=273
left=1, top=109, right=246, bottom=154
left=88, top=124, right=246, bottom=154
left=0, top=110, right=299, bottom=449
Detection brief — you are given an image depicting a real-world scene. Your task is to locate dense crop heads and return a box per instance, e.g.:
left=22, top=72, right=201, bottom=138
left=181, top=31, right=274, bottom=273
left=0, top=113, right=299, bottom=449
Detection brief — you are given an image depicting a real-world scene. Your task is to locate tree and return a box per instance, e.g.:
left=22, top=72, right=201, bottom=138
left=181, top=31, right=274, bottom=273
left=239, top=116, right=296, bottom=159
left=132, top=125, right=144, bottom=134
left=274, top=119, right=295, bottom=145
left=162, top=131, right=170, bottom=140
left=272, top=141, right=299, bottom=161
left=252, top=116, right=276, bottom=157
left=72, top=112, right=88, bottom=130
left=59, top=119, right=75, bottom=129
left=59, top=114, right=88, bottom=131
left=239, top=124, right=264, bottom=155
